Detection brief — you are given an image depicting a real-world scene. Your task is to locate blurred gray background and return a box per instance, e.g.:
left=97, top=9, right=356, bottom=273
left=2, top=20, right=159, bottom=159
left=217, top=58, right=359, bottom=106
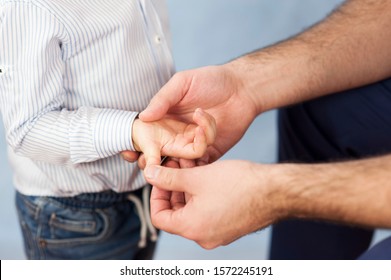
left=2, top=0, right=389, bottom=260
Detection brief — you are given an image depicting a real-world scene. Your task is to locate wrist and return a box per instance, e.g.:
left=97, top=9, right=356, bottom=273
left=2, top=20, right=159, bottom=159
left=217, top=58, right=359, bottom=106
left=258, top=162, right=322, bottom=221
left=131, top=118, right=142, bottom=152
left=224, top=60, right=263, bottom=117
left=250, top=162, right=292, bottom=224
left=225, top=59, right=265, bottom=116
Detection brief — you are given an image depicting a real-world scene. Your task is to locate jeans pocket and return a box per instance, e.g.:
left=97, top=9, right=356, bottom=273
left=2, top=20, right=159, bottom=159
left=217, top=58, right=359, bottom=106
left=49, top=213, right=97, bottom=235
left=16, top=192, right=149, bottom=259
left=15, top=193, right=39, bottom=259
left=42, top=199, right=110, bottom=246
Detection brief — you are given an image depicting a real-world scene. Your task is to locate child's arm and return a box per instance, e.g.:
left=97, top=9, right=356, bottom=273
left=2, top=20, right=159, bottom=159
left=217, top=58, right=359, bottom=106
left=132, top=108, right=216, bottom=167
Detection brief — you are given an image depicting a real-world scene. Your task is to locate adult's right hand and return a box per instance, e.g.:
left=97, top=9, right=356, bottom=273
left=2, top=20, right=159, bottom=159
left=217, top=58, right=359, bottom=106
left=139, top=64, right=260, bottom=163
left=146, top=160, right=280, bottom=249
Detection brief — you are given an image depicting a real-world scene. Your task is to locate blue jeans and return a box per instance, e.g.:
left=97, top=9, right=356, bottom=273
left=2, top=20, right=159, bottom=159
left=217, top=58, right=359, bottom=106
left=16, top=187, right=158, bottom=259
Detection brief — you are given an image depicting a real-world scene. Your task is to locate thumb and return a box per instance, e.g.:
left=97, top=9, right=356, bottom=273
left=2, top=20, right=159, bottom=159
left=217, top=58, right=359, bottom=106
left=142, top=144, right=161, bottom=168
left=139, top=97, right=170, bottom=122
left=144, top=165, right=188, bottom=193
left=139, top=73, right=188, bottom=122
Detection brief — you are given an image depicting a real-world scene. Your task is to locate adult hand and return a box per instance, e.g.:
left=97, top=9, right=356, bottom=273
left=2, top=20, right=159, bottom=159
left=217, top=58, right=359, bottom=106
left=139, top=65, right=260, bottom=163
left=145, top=160, right=281, bottom=249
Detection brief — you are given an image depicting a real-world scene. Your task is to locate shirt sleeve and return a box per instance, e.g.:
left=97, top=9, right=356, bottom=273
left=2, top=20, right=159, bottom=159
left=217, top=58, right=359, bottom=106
left=0, top=3, right=137, bottom=165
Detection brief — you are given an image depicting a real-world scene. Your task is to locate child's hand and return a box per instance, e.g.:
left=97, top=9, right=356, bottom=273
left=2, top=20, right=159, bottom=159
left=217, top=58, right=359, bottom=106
left=132, top=108, right=216, bottom=167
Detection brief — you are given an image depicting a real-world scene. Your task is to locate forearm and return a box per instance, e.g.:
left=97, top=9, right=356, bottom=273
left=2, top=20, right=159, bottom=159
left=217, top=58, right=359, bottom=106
left=229, top=0, right=391, bottom=113
left=8, top=107, right=137, bottom=165
left=0, top=3, right=140, bottom=165
left=263, top=155, right=391, bottom=229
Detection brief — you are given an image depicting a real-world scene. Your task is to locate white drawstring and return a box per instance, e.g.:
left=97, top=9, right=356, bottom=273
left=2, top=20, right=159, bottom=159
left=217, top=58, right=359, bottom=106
left=142, top=185, right=158, bottom=242
left=127, top=186, right=157, bottom=248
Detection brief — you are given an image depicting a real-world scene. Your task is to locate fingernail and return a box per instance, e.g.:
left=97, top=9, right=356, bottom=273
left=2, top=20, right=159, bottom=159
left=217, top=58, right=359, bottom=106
left=145, top=165, right=159, bottom=179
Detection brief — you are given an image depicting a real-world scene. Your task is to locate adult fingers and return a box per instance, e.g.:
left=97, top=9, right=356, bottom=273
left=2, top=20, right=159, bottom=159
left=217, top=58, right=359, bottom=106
left=144, top=165, right=190, bottom=193
left=139, top=73, right=190, bottom=122
left=150, top=186, right=186, bottom=235
left=161, top=126, right=207, bottom=160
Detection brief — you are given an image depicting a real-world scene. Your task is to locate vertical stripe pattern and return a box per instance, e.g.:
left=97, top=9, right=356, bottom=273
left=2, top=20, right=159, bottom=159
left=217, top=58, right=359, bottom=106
left=0, top=0, right=174, bottom=196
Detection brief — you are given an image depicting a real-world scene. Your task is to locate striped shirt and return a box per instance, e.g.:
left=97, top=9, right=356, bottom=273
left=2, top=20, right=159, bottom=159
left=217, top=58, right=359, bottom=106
left=0, top=0, right=174, bottom=196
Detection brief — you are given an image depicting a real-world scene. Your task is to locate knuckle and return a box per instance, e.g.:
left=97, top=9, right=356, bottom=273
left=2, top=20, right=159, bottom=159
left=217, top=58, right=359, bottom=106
left=197, top=241, right=217, bottom=250
left=193, top=149, right=205, bottom=159
left=163, top=169, right=175, bottom=187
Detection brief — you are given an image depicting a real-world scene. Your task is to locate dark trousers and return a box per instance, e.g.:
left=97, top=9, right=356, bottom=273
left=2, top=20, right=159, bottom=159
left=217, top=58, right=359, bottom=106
left=270, top=78, right=391, bottom=260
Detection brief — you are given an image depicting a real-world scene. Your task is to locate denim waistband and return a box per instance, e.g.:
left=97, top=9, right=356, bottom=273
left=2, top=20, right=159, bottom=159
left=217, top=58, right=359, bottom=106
left=17, top=186, right=157, bottom=249
left=49, top=188, right=145, bottom=209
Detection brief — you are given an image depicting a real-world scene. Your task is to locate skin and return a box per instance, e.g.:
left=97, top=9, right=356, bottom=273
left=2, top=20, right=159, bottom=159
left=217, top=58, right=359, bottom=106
left=128, top=0, right=391, bottom=249
left=146, top=156, right=391, bottom=249
left=130, top=108, right=216, bottom=166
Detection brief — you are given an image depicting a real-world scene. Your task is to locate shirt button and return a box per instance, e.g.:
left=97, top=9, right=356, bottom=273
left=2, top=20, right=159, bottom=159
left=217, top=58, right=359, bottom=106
left=154, top=35, right=162, bottom=44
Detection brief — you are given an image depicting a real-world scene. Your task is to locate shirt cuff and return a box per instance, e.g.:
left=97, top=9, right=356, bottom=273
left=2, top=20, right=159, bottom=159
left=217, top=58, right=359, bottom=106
left=93, top=109, right=139, bottom=158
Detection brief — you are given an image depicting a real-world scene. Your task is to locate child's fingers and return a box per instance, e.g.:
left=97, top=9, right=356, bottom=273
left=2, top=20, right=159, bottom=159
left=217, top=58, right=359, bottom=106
left=165, top=158, right=180, bottom=168
left=179, top=158, right=197, bottom=168
left=193, top=126, right=208, bottom=157
left=196, top=153, right=210, bottom=166
left=143, top=144, right=162, bottom=168
left=161, top=127, right=207, bottom=160
left=137, top=154, right=146, bottom=169
left=193, top=108, right=216, bottom=145
left=121, top=150, right=140, bottom=162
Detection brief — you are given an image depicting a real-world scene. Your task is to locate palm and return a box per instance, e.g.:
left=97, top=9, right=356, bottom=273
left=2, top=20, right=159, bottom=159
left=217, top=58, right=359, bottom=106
left=147, top=66, right=257, bottom=162
left=134, top=118, right=202, bottom=157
